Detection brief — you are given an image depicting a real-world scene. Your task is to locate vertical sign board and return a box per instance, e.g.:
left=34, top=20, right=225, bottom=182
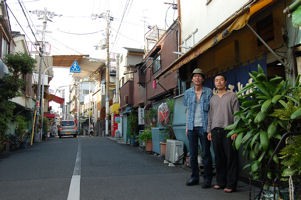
left=70, top=60, right=81, bottom=73
left=138, top=107, right=144, bottom=125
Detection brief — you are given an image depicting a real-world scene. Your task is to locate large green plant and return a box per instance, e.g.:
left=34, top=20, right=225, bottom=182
left=128, top=111, right=138, bottom=137
left=0, top=53, right=35, bottom=142
left=144, top=107, right=157, bottom=127
left=138, top=128, right=152, bottom=143
left=15, top=115, right=27, bottom=143
left=158, top=98, right=176, bottom=140
left=226, top=65, right=301, bottom=184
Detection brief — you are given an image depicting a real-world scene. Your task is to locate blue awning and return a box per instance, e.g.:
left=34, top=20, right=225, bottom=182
left=121, top=106, right=132, bottom=114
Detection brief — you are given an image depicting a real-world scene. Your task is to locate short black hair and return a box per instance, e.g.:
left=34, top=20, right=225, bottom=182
left=214, top=74, right=227, bottom=81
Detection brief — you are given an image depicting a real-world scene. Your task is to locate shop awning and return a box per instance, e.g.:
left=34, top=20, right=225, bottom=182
left=155, top=0, right=275, bottom=79
left=110, top=103, right=120, bottom=114
left=46, top=94, right=65, bottom=104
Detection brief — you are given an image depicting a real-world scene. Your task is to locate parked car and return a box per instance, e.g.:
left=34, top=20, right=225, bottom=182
left=58, top=120, right=78, bottom=138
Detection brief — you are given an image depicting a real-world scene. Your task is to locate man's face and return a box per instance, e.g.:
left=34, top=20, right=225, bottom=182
left=192, top=74, right=204, bottom=86
left=214, top=75, right=226, bottom=89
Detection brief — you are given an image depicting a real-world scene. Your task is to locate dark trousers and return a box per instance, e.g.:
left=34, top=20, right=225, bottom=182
left=211, top=128, right=239, bottom=189
left=188, top=127, right=213, bottom=184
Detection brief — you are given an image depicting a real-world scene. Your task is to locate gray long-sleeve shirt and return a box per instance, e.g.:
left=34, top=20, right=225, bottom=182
left=207, top=91, right=239, bottom=132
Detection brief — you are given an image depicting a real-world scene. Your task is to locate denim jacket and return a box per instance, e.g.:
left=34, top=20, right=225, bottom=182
left=183, top=86, right=212, bottom=132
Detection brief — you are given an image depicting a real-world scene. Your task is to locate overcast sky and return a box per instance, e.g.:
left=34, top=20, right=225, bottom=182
left=8, top=0, right=177, bottom=58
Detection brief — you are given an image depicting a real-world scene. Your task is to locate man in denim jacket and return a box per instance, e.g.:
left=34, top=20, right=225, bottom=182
left=183, top=68, right=213, bottom=188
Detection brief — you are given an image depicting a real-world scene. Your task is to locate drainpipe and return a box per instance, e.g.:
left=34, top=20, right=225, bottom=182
left=283, top=0, right=301, bottom=15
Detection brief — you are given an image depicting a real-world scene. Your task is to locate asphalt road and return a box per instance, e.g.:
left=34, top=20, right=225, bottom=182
left=0, top=136, right=255, bottom=200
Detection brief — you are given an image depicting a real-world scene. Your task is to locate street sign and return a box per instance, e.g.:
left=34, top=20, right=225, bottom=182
left=70, top=60, right=81, bottom=73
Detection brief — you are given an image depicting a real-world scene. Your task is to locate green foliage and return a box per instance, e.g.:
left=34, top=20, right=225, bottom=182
left=4, top=52, right=35, bottom=76
left=280, top=135, right=301, bottom=178
left=15, top=115, right=28, bottom=143
left=138, top=128, right=152, bottom=142
left=144, top=107, right=157, bottom=127
left=226, top=65, right=301, bottom=182
left=165, top=98, right=175, bottom=126
left=128, top=111, right=138, bottom=137
left=161, top=98, right=176, bottom=140
left=0, top=53, right=35, bottom=144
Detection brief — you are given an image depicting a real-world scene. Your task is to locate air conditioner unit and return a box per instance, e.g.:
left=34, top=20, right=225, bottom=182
left=165, top=139, right=184, bottom=164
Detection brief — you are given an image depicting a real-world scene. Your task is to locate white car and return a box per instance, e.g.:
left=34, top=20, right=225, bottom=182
left=58, top=120, right=78, bottom=138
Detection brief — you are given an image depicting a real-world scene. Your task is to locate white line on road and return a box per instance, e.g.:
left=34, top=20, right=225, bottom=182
left=67, top=139, right=81, bottom=200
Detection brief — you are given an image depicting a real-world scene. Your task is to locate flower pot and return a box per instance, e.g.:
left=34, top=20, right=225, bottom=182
left=160, top=142, right=166, bottom=157
left=130, top=136, right=138, bottom=146
left=145, top=140, right=152, bottom=152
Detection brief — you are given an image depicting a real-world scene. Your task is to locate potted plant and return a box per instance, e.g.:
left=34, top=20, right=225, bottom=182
left=226, top=65, right=301, bottom=198
left=0, top=133, right=10, bottom=153
left=158, top=98, right=176, bottom=157
left=138, top=128, right=152, bottom=152
left=15, top=115, right=30, bottom=148
left=128, top=111, right=138, bottom=146
left=145, top=107, right=157, bottom=127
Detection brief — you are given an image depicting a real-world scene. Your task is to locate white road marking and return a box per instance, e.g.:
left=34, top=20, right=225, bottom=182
left=67, top=139, right=81, bottom=200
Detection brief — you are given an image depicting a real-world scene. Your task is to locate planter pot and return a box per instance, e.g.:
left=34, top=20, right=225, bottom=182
left=130, top=136, right=138, bottom=147
left=145, top=140, right=152, bottom=152
left=160, top=142, right=166, bottom=157
left=260, top=186, right=294, bottom=200
left=151, top=127, right=168, bottom=154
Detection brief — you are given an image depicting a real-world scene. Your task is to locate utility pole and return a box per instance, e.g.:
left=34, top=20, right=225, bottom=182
left=105, top=10, right=111, bottom=136
left=115, top=54, right=120, bottom=104
left=31, top=8, right=61, bottom=141
left=93, top=10, right=113, bottom=136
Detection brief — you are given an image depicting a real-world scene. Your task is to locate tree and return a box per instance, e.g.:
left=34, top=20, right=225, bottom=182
left=0, top=53, right=35, bottom=147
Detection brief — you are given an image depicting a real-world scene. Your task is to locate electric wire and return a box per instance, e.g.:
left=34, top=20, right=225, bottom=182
left=46, top=34, right=83, bottom=55
left=19, top=0, right=39, bottom=37
left=6, top=4, right=39, bottom=53
left=17, top=0, right=40, bottom=44
left=57, top=29, right=104, bottom=36
left=112, top=0, right=133, bottom=49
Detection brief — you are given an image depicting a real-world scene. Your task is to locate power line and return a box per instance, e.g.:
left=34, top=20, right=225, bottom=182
left=17, top=0, right=40, bottom=44
left=6, top=3, right=39, bottom=52
left=112, top=0, right=133, bottom=48
left=57, top=29, right=104, bottom=36
left=46, top=35, right=83, bottom=55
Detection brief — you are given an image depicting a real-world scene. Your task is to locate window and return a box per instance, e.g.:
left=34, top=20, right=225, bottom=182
left=2, top=38, right=8, bottom=57
left=120, top=77, right=124, bottom=87
left=152, top=55, right=161, bottom=73
left=83, top=89, right=89, bottom=95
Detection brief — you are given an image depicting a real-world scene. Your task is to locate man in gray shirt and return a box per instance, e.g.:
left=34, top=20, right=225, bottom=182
left=207, top=74, right=239, bottom=193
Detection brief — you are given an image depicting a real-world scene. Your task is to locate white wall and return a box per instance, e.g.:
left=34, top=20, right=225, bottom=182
left=180, top=0, right=251, bottom=50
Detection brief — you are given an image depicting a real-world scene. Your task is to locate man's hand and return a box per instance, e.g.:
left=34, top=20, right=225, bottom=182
left=207, top=132, right=212, bottom=141
left=231, top=133, right=237, bottom=140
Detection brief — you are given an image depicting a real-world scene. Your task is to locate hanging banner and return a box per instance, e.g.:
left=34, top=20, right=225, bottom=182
left=138, top=107, right=145, bottom=125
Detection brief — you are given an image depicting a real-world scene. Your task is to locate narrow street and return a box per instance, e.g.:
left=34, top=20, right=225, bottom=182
left=0, top=136, right=254, bottom=200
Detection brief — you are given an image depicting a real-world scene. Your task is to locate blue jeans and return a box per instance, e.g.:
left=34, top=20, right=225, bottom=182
left=188, top=127, right=213, bottom=184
